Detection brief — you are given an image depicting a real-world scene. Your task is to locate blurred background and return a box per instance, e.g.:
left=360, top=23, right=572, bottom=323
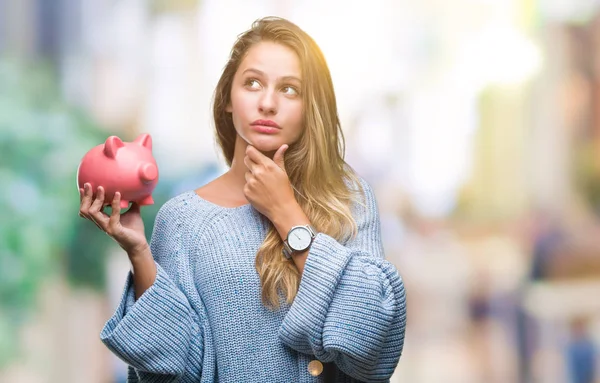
left=2, top=0, right=600, bottom=382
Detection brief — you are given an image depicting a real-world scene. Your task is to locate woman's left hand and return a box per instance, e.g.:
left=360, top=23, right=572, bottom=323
left=244, top=144, right=296, bottom=220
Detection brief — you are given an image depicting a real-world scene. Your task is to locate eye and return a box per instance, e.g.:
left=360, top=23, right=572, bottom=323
left=282, top=85, right=299, bottom=96
left=244, top=79, right=261, bottom=90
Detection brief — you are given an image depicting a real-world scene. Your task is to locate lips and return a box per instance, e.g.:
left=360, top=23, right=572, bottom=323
left=251, top=119, right=281, bottom=129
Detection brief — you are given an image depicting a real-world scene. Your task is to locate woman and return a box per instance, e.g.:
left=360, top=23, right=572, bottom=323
left=79, top=16, right=406, bottom=383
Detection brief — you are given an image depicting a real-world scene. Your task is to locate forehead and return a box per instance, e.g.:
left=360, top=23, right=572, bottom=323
left=238, top=41, right=301, bottom=79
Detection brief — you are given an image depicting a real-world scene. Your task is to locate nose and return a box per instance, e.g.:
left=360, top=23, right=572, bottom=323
left=139, top=163, right=158, bottom=183
left=258, top=89, right=277, bottom=115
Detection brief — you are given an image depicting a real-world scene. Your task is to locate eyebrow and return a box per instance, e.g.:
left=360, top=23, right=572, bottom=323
left=242, top=68, right=301, bottom=83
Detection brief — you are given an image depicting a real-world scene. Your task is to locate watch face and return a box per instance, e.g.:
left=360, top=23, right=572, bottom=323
left=288, top=227, right=312, bottom=251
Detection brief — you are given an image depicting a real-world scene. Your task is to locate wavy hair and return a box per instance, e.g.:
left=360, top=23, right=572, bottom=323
left=213, top=16, right=363, bottom=309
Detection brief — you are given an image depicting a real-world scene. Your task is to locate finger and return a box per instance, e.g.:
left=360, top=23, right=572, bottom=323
left=107, top=192, right=122, bottom=234
left=80, top=184, right=96, bottom=218
left=244, top=155, right=258, bottom=173
left=245, top=171, right=252, bottom=183
left=85, top=201, right=105, bottom=232
left=89, top=186, right=105, bottom=213
left=80, top=183, right=93, bottom=211
left=79, top=184, right=104, bottom=230
left=273, top=144, right=289, bottom=171
left=79, top=188, right=85, bottom=217
left=89, top=187, right=109, bottom=229
left=245, top=145, right=268, bottom=166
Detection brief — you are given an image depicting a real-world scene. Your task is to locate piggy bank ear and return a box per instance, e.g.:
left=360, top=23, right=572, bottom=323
left=134, top=133, right=152, bottom=150
left=104, top=136, right=125, bottom=158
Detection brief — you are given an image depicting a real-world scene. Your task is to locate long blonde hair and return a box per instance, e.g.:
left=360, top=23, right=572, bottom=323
left=213, top=17, right=363, bottom=309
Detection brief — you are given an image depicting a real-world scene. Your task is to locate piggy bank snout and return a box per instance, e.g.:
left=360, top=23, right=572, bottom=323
left=139, top=163, right=158, bottom=183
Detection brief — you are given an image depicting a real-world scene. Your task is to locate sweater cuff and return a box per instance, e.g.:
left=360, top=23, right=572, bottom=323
left=100, top=262, right=193, bottom=375
left=278, top=233, right=353, bottom=358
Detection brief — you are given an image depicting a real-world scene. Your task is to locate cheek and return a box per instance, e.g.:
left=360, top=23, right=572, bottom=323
left=287, top=104, right=304, bottom=137
left=229, top=94, right=251, bottom=128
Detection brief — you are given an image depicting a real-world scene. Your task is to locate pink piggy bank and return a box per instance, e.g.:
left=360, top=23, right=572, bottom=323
left=77, top=133, right=159, bottom=208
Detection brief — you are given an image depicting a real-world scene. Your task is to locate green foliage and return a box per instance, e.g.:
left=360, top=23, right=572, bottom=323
left=0, top=57, right=184, bottom=369
left=0, top=58, right=114, bottom=367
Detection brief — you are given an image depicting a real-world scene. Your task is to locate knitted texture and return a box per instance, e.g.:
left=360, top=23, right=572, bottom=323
left=100, top=177, right=406, bottom=382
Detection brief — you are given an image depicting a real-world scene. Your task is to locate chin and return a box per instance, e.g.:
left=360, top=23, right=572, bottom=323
left=247, top=134, right=284, bottom=152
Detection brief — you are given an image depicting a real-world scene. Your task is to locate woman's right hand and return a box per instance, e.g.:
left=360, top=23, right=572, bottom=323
left=79, top=183, right=149, bottom=256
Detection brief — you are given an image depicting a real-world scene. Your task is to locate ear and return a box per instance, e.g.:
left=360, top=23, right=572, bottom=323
left=225, top=103, right=233, bottom=113
left=133, top=133, right=152, bottom=150
left=103, top=136, right=125, bottom=158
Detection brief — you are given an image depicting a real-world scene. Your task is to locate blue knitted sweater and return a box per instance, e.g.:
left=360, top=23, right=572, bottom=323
left=100, top=177, right=406, bottom=382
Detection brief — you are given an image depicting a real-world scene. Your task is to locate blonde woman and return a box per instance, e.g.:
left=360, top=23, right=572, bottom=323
left=79, top=16, right=406, bottom=383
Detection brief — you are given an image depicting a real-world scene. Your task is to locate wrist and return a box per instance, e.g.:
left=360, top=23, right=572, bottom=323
left=127, top=243, right=151, bottom=261
left=271, top=202, right=310, bottom=240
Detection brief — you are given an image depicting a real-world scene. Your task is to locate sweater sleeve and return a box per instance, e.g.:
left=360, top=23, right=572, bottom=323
left=278, top=178, right=407, bottom=382
left=100, top=200, right=205, bottom=381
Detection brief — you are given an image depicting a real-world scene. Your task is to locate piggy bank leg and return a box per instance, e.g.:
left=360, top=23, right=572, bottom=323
left=138, top=195, right=154, bottom=205
left=120, top=200, right=130, bottom=209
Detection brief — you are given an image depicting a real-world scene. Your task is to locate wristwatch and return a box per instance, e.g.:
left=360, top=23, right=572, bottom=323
left=282, top=224, right=317, bottom=259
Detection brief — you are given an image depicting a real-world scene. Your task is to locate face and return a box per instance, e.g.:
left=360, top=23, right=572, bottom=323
left=227, top=41, right=304, bottom=153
